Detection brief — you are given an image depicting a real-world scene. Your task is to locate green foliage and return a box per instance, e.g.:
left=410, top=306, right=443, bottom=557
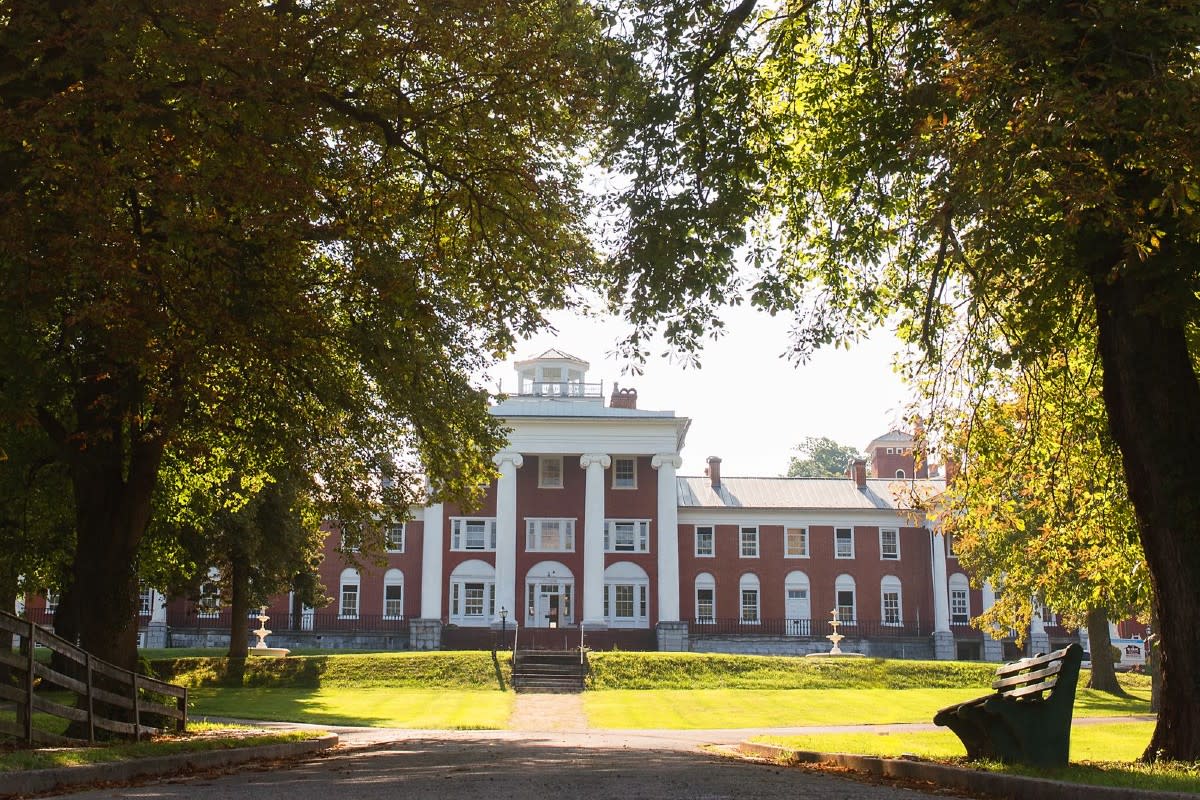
left=153, top=651, right=511, bottom=690
left=786, top=436, right=861, bottom=478
left=932, top=343, right=1149, bottom=638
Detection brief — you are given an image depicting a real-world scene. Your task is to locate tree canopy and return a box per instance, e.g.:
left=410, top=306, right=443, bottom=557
left=0, top=0, right=614, bottom=668
left=604, top=0, right=1200, bottom=760
left=786, top=436, right=860, bottom=478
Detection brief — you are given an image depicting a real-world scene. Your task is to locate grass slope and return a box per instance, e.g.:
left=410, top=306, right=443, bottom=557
left=153, top=651, right=511, bottom=690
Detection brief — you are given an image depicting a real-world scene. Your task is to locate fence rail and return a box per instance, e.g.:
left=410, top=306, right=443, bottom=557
left=0, top=610, right=187, bottom=746
left=688, top=618, right=929, bottom=638
left=166, top=610, right=410, bottom=635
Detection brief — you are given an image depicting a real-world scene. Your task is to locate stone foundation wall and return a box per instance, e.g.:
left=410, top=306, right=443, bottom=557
left=167, top=630, right=411, bottom=651
left=689, top=636, right=935, bottom=659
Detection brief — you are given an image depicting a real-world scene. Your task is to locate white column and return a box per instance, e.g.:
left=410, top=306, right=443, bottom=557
left=930, top=528, right=951, bottom=633
left=652, top=453, right=682, bottom=623
left=420, top=501, right=444, bottom=619
left=580, top=453, right=611, bottom=627
left=493, top=452, right=523, bottom=624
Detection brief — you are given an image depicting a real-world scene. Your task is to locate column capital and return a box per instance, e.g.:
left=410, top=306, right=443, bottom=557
left=651, top=453, right=682, bottom=470
left=579, top=453, right=611, bottom=469
left=493, top=451, right=524, bottom=469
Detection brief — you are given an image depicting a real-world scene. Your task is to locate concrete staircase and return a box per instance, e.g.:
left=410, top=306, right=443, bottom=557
left=511, top=650, right=587, bottom=693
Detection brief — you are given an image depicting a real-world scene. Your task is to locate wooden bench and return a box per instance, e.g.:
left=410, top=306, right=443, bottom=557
left=933, top=642, right=1083, bottom=767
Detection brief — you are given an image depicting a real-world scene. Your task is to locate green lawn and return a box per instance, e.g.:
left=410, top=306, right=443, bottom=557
left=756, top=721, right=1155, bottom=761
left=582, top=686, right=1151, bottom=729
left=189, top=687, right=513, bottom=729
left=756, top=723, right=1200, bottom=795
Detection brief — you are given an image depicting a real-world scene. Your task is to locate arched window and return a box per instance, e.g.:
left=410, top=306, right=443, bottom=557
left=524, top=560, right=575, bottom=628
left=949, top=573, right=971, bottom=625
left=339, top=568, right=360, bottom=619
left=694, top=572, right=716, bottom=623
left=881, top=575, right=903, bottom=626
left=895, top=468, right=906, bottom=479
left=383, top=569, right=404, bottom=619
left=835, top=574, right=856, bottom=624
left=784, top=571, right=811, bottom=635
left=603, top=562, right=650, bottom=628
left=739, top=573, right=760, bottom=624
left=449, top=559, right=496, bottom=627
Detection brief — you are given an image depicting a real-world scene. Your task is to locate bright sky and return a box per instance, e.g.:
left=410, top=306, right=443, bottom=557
left=489, top=304, right=916, bottom=478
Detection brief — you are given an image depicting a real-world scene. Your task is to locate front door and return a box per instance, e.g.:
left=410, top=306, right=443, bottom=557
left=537, top=584, right=561, bottom=628
left=785, top=588, right=810, bottom=635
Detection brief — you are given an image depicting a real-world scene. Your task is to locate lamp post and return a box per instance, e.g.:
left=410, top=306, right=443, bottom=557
left=499, top=607, right=508, bottom=650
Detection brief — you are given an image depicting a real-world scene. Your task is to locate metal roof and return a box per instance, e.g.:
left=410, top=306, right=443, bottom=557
left=677, top=475, right=944, bottom=511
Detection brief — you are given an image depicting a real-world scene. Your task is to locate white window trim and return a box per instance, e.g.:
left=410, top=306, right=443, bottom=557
left=612, top=456, right=638, bottom=489
left=525, top=518, right=577, bottom=552
left=835, top=575, right=857, bottom=625
left=784, top=526, right=809, bottom=558
left=949, top=574, right=971, bottom=624
left=879, top=527, right=900, bottom=560
left=881, top=577, right=903, bottom=626
left=603, top=580, right=650, bottom=628
left=895, top=469, right=906, bottom=479
left=449, top=580, right=497, bottom=626
left=695, top=587, right=716, bottom=623
left=339, top=571, right=360, bottom=619
left=386, top=523, right=405, bottom=553
left=739, top=588, right=760, bottom=623
left=539, top=455, right=564, bottom=489
left=383, top=572, right=404, bottom=619
left=604, top=519, right=651, bottom=553
left=694, top=524, right=715, bottom=558
left=450, top=517, right=498, bottom=551
left=835, top=527, right=855, bottom=559
left=739, top=526, right=759, bottom=558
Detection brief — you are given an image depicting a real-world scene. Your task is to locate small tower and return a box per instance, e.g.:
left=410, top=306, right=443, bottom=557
left=865, top=430, right=928, bottom=479
left=513, top=349, right=599, bottom=400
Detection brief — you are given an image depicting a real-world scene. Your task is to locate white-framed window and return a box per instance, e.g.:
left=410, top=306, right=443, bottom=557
left=739, top=573, right=761, bottom=623
left=695, top=525, right=715, bottom=557
left=386, top=524, right=405, bottom=553
left=784, top=526, right=808, bottom=558
left=539, top=455, right=564, bottom=489
left=340, top=529, right=359, bottom=553
left=198, top=568, right=221, bottom=617
left=895, top=469, right=906, bottom=479
left=880, top=528, right=900, bottom=560
left=451, top=518, right=497, bottom=551
left=449, top=560, right=497, bottom=626
left=138, top=588, right=153, bottom=616
left=887, top=447, right=895, bottom=454
left=739, top=526, right=759, bottom=558
left=339, top=568, right=360, bottom=619
left=604, top=562, right=650, bottom=628
left=525, top=518, right=576, bottom=552
left=612, top=457, right=637, bottom=489
left=946, top=533, right=958, bottom=558
left=881, top=575, right=902, bottom=625
left=835, top=573, right=857, bottom=624
left=949, top=573, right=970, bottom=624
left=695, top=572, right=716, bottom=622
left=383, top=569, right=404, bottom=619
left=604, top=519, right=650, bottom=552
left=44, top=591, right=59, bottom=615
left=835, top=527, right=855, bottom=559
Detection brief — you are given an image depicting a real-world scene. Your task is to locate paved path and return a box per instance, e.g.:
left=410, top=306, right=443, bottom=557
left=42, top=695, right=1153, bottom=799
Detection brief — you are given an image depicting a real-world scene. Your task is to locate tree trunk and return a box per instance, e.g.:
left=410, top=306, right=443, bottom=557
left=1085, top=608, right=1126, bottom=695
left=1149, top=606, right=1162, bottom=714
left=228, top=555, right=250, bottom=659
left=1091, top=257, right=1200, bottom=762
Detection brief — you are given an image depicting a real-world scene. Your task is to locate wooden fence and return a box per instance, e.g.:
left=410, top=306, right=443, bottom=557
left=0, top=609, right=187, bottom=746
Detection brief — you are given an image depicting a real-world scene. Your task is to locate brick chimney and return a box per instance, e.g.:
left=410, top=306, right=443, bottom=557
left=850, top=458, right=867, bottom=491
left=945, top=457, right=960, bottom=485
left=609, top=382, right=638, bottom=409
left=706, top=456, right=722, bottom=489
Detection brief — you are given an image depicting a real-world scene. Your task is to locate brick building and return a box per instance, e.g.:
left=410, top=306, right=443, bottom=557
left=21, top=349, right=1106, bottom=658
